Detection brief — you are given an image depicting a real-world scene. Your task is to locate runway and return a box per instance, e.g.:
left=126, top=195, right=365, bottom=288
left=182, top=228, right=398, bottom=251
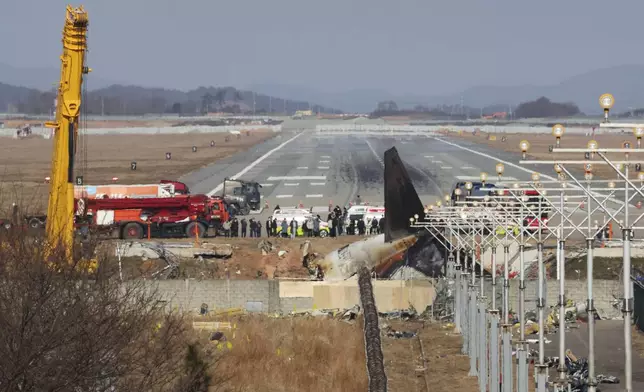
left=181, top=130, right=558, bottom=213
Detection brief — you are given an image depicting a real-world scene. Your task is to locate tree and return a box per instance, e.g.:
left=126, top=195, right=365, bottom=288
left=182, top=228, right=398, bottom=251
left=514, top=96, right=581, bottom=118
left=200, top=93, right=214, bottom=114
left=376, top=101, right=398, bottom=112
left=0, top=230, right=219, bottom=392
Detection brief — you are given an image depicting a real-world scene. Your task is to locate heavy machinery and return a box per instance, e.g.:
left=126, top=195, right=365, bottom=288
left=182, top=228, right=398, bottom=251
left=221, top=178, right=262, bottom=215
left=83, top=194, right=225, bottom=239
left=45, top=5, right=90, bottom=255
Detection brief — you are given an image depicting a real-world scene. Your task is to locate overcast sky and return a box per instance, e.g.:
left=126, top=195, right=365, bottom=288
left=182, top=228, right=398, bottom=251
left=1, top=0, right=641, bottom=94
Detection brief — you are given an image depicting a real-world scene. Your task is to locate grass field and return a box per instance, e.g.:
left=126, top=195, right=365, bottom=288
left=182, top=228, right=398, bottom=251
left=451, top=130, right=639, bottom=180
left=196, top=315, right=478, bottom=392
left=0, top=130, right=276, bottom=213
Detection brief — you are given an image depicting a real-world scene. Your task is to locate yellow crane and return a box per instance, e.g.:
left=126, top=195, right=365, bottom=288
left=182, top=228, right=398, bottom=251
left=45, top=5, right=90, bottom=256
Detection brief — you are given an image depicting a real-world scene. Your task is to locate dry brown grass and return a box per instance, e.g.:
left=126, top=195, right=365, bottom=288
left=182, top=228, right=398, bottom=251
left=200, top=315, right=368, bottom=392
left=0, top=130, right=276, bottom=212
left=451, top=130, right=639, bottom=180
left=381, top=321, right=478, bottom=392
left=195, top=315, right=480, bottom=392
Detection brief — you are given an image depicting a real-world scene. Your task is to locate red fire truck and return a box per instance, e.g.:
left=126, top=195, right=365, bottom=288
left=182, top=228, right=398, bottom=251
left=82, top=194, right=226, bottom=239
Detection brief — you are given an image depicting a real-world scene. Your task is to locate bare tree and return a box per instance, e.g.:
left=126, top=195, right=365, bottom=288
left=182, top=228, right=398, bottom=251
left=0, top=231, right=218, bottom=392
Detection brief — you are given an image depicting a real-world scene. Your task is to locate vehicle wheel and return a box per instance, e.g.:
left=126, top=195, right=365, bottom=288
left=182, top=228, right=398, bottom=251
left=29, top=218, right=43, bottom=229
left=185, top=222, right=207, bottom=238
left=122, top=222, right=143, bottom=240
left=319, top=229, right=328, bottom=238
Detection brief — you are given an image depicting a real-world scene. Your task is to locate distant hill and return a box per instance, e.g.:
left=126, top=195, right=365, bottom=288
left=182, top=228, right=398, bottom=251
left=250, top=65, right=644, bottom=114
left=0, top=69, right=342, bottom=116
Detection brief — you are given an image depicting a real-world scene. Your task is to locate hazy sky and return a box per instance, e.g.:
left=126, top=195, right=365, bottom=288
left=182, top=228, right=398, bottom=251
left=2, top=0, right=642, bottom=94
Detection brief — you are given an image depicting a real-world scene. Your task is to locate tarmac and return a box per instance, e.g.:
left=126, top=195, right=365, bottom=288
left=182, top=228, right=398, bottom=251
left=180, top=129, right=615, bottom=234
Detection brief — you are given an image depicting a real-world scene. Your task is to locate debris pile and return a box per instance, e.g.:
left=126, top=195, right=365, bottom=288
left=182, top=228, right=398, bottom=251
left=539, top=349, right=619, bottom=391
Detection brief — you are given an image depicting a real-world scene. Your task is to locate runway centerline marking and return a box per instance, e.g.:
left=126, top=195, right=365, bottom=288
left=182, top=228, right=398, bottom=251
left=310, top=182, right=326, bottom=186
left=306, top=194, right=324, bottom=198
left=275, top=194, right=293, bottom=199
left=206, top=132, right=303, bottom=196
left=267, top=176, right=326, bottom=181
left=297, top=166, right=308, bottom=170
left=284, top=183, right=299, bottom=186
left=317, top=166, right=330, bottom=169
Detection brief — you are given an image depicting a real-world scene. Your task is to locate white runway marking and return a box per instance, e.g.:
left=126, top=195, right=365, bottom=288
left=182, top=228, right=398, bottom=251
left=441, top=166, right=453, bottom=170
left=319, top=160, right=330, bottom=164
left=310, top=182, right=325, bottom=186
left=267, top=175, right=326, bottom=181
left=306, top=194, right=324, bottom=198
left=284, top=183, right=299, bottom=186
left=260, top=183, right=274, bottom=187
left=321, top=155, right=331, bottom=158
left=424, top=155, right=434, bottom=159
left=297, top=166, right=308, bottom=170
left=462, top=166, right=474, bottom=170
left=275, top=195, right=293, bottom=199
left=206, top=132, right=303, bottom=196
left=455, top=175, right=517, bottom=181
left=317, top=166, right=330, bottom=169
left=365, top=140, right=384, bottom=167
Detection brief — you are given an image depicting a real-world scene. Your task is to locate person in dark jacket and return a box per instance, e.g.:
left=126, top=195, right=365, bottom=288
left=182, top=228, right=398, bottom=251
left=231, top=218, right=239, bottom=237
left=379, top=216, right=385, bottom=234
left=250, top=219, right=257, bottom=237
left=240, top=218, right=247, bottom=237
left=265, top=218, right=271, bottom=237
left=272, top=218, right=278, bottom=236
left=371, top=217, right=379, bottom=235
left=357, top=219, right=366, bottom=235
left=281, top=219, right=288, bottom=238
left=348, top=220, right=355, bottom=235
left=257, top=221, right=262, bottom=237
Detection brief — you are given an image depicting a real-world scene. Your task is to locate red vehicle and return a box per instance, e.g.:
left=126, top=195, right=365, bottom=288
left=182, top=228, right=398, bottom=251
left=522, top=190, right=549, bottom=232
left=83, top=194, right=226, bottom=239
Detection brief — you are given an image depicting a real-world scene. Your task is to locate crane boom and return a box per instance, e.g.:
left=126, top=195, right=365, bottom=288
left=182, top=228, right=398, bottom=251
left=45, top=5, right=90, bottom=253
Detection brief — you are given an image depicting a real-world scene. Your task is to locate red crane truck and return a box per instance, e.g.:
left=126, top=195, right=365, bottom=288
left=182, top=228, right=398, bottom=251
left=82, top=194, right=224, bottom=239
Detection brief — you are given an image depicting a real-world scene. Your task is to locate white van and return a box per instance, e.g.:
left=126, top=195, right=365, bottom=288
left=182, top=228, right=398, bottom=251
left=270, top=208, right=311, bottom=226
left=345, top=206, right=385, bottom=233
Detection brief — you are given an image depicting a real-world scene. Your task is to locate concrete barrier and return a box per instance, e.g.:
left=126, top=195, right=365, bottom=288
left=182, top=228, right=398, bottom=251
left=146, top=278, right=436, bottom=314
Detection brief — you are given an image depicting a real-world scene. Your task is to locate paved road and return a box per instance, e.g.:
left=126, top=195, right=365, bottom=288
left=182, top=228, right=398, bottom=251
left=541, top=320, right=644, bottom=391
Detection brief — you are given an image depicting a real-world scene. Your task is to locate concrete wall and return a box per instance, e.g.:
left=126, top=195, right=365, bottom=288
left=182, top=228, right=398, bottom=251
left=479, top=278, right=622, bottom=318
left=144, top=277, right=621, bottom=317
left=147, top=278, right=436, bottom=314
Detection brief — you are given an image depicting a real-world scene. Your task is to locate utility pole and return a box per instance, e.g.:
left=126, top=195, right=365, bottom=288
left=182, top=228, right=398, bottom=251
left=269, top=96, right=272, bottom=114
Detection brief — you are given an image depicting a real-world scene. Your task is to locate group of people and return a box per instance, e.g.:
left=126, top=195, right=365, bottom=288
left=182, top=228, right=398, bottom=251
left=220, top=217, right=263, bottom=238
left=218, top=203, right=385, bottom=239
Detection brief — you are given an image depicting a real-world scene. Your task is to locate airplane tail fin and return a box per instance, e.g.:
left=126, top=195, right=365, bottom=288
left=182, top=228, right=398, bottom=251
left=384, top=147, right=425, bottom=242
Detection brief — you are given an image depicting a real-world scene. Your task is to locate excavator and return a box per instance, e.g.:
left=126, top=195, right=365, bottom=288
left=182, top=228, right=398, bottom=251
left=45, top=5, right=90, bottom=259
